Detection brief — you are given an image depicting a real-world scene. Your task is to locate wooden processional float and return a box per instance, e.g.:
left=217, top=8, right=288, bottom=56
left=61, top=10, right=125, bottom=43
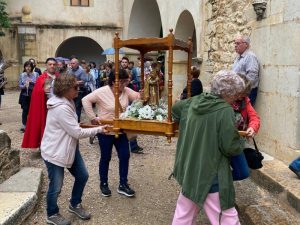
left=107, top=29, right=193, bottom=143
left=80, top=29, right=247, bottom=141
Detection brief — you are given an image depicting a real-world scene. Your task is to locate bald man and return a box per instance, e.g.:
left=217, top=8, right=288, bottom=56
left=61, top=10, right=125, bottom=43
left=67, top=58, right=89, bottom=121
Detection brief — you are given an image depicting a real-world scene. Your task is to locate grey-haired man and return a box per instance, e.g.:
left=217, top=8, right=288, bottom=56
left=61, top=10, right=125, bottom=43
left=232, top=36, right=260, bottom=105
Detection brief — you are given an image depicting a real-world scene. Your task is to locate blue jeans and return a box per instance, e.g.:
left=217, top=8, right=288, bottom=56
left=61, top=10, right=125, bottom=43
left=44, top=147, right=89, bottom=217
left=231, top=152, right=250, bottom=181
left=97, top=133, right=130, bottom=185
left=290, top=157, right=300, bottom=172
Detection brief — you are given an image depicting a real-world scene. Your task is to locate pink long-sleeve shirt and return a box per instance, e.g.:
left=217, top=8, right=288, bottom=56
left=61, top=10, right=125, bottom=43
left=82, top=85, right=140, bottom=121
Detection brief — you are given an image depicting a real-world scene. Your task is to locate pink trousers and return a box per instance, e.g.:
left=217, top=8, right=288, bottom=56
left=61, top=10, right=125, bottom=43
left=172, top=192, right=240, bottom=225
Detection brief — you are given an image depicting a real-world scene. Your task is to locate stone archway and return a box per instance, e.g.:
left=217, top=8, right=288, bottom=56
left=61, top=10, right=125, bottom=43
left=174, top=10, right=197, bottom=61
left=128, top=0, right=162, bottom=38
left=172, top=10, right=197, bottom=99
left=55, top=36, right=105, bottom=65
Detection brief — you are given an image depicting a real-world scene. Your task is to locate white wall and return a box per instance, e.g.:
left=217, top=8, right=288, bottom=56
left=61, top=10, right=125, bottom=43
left=6, top=0, right=123, bottom=27
left=251, top=0, right=300, bottom=162
left=123, top=0, right=203, bottom=57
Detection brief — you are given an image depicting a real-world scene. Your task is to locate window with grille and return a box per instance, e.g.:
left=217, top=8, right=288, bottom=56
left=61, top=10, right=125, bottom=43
left=70, top=0, right=89, bottom=7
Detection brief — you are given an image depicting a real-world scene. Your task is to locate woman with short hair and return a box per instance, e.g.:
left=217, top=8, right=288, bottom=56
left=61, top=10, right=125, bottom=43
left=41, top=74, right=109, bottom=225
left=172, top=70, right=245, bottom=225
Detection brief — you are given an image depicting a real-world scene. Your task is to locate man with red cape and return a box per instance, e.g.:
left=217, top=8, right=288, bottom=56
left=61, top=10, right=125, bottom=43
left=22, top=58, right=59, bottom=149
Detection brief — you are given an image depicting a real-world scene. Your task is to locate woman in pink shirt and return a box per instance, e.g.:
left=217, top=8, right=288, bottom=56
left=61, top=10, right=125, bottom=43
left=82, top=69, right=140, bottom=198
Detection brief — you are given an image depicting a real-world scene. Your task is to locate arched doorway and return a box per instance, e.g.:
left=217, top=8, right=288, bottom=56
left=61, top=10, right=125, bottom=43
left=128, top=0, right=162, bottom=38
left=56, top=36, right=105, bottom=65
left=172, top=10, right=197, bottom=99
left=174, top=10, right=197, bottom=62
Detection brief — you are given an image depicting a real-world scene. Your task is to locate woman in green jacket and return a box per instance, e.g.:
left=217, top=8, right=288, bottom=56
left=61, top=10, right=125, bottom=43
left=171, top=70, right=246, bottom=225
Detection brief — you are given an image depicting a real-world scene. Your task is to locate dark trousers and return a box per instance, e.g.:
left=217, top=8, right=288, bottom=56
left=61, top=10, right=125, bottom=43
left=44, top=147, right=89, bottom=217
left=129, top=138, right=138, bottom=150
left=21, top=96, right=31, bottom=126
left=249, top=87, right=258, bottom=106
left=74, top=92, right=85, bottom=122
left=231, top=152, right=250, bottom=181
left=97, top=133, right=130, bottom=185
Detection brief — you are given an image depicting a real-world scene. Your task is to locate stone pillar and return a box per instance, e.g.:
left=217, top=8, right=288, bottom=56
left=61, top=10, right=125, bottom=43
left=0, top=130, right=20, bottom=184
left=172, top=61, right=188, bottom=100
left=17, top=5, right=38, bottom=64
left=17, top=25, right=37, bottom=64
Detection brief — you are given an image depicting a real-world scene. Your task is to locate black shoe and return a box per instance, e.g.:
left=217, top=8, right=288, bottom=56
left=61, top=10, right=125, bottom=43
left=136, top=145, right=143, bottom=151
left=289, top=165, right=300, bottom=179
left=131, top=146, right=144, bottom=154
left=100, top=183, right=111, bottom=197
left=117, top=183, right=135, bottom=197
left=89, top=136, right=95, bottom=144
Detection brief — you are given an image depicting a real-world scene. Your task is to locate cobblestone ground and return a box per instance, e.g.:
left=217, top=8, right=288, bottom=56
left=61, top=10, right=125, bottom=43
left=0, top=90, right=216, bottom=225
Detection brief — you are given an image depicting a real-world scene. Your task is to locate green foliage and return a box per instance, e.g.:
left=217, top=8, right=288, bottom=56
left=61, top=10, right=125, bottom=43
left=0, top=1, right=11, bottom=36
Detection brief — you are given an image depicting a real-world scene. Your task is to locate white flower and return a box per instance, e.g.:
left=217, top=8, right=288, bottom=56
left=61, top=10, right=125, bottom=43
left=156, top=114, right=164, bottom=121
left=138, top=105, right=154, bottom=120
left=118, top=98, right=168, bottom=121
left=120, top=111, right=129, bottom=119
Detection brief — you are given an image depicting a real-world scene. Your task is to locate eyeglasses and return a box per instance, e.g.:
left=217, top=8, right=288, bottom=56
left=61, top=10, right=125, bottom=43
left=234, top=42, right=247, bottom=46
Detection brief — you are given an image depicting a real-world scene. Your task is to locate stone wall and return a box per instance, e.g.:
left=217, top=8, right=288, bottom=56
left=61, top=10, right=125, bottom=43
left=202, top=0, right=253, bottom=84
left=201, top=0, right=300, bottom=162
left=0, top=130, right=20, bottom=184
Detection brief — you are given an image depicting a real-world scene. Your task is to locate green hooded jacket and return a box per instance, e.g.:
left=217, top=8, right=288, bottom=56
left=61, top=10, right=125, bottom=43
left=172, top=92, right=244, bottom=210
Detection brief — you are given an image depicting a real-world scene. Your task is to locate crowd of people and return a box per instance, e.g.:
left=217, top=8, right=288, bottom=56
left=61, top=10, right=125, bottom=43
left=0, top=35, right=298, bottom=225
left=17, top=54, right=165, bottom=224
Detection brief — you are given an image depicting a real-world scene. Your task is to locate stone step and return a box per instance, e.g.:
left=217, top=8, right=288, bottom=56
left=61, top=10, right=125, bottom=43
left=233, top=153, right=300, bottom=225
left=235, top=178, right=300, bottom=225
left=250, top=157, right=300, bottom=213
left=0, top=167, right=43, bottom=225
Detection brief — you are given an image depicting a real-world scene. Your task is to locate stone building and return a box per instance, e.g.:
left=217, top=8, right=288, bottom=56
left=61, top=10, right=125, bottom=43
left=0, top=0, right=299, bottom=163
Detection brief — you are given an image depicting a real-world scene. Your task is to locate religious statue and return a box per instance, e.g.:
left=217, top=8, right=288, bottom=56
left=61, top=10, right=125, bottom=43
left=143, top=68, right=160, bottom=106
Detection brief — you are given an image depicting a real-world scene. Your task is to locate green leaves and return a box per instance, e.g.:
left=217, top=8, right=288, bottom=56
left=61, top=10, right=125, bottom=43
left=0, top=1, right=11, bottom=36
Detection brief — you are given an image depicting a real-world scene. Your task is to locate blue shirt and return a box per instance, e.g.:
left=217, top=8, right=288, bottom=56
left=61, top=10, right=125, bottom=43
left=232, top=49, right=260, bottom=88
left=67, top=66, right=88, bottom=82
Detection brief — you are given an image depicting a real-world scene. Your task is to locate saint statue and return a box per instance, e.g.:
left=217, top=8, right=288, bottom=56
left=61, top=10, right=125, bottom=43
left=143, top=68, right=160, bottom=106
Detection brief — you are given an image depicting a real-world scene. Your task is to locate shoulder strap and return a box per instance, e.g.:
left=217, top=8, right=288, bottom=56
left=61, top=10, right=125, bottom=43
left=253, top=138, right=259, bottom=151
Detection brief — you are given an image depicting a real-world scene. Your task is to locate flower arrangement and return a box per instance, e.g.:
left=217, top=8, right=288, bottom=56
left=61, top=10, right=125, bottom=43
left=120, top=99, right=168, bottom=121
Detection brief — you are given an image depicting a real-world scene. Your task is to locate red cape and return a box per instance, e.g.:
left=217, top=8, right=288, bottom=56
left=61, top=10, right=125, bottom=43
left=21, top=72, right=59, bottom=148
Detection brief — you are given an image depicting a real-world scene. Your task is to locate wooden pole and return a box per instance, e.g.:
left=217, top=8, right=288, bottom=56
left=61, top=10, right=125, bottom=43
left=140, top=52, right=145, bottom=90
left=167, top=29, right=174, bottom=123
left=114, top=32, right=120, bottom=119
left=187, top=37, right=193, bottom=98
